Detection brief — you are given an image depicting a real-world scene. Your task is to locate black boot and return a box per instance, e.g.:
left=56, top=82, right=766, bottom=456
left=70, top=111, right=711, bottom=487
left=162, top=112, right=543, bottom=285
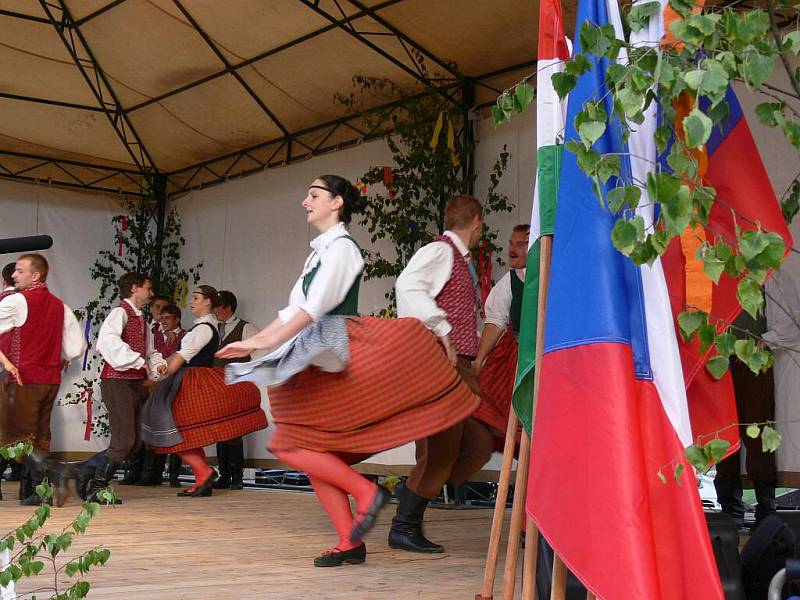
left=753, top=481, right=777, bottom=529
left=19, top=459, right=48, bottom=506
left=75, top=451, right=107, bottom=500
left=119, top=450, right=143, bottom=485
left=8, top=460, right=23, bottom=481
left=18, top=464, right=33, bottom=501
left=0, top=456, right=7, bottom=500
left=388, top=484, right=444, bottom=553
left=168, top=454, right=182, bottom=488
left=213, top=442, right=231, bottom=489
left=86, top=457, right=122, bottom=504
left=229, top=442, right=244, bottom=490
left=136, top=449, right=164, bottom=486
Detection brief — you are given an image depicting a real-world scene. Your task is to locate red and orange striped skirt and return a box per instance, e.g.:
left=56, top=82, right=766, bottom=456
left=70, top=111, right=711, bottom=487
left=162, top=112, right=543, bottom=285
left=267, top=317, right=480, bottom=454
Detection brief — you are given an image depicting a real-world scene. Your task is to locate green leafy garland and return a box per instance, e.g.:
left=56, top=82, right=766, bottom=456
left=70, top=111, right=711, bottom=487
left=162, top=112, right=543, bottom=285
left=60, top=197, right=202, bottom=438
left=336, top=74, right=514, bottom=313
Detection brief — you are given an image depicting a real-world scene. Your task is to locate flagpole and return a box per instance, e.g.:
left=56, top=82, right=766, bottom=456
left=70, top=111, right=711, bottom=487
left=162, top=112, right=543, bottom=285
left=475, top=407, right=521, bottom=600
left=520, top=235, right=555, bottom=600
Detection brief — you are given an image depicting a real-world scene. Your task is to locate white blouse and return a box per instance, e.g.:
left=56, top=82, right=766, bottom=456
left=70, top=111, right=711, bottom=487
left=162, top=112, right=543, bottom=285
left=278, top=222, right=364, bottom=324
left=395, top=230, right=470, bottom=338
left=0, top=292, right=86, bottom=361
left=483, top=269, right=526, bottom=331
left=96, top=299, right=165, bottom=376
left=177, top=313, right=218, bottom=363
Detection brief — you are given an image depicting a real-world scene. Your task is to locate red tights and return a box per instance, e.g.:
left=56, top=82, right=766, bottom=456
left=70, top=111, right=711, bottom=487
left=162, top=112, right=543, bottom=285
left=272, top=447, right=377, bottom=551
left=179, top=448, right=213, bottom=491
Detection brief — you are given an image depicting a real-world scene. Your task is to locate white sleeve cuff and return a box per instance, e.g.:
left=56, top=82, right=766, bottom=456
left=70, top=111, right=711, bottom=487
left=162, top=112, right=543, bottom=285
left=432, top=320, right=452, bottom=338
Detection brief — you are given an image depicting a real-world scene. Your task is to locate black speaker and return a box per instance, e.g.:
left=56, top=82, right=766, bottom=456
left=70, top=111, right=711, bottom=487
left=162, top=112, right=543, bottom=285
left=706, top=511, right=747, bottom=600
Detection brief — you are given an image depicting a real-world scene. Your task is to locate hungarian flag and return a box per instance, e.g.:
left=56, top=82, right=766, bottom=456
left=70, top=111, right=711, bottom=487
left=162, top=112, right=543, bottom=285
left=525, top=0, right=723, bottom=596
left=511, top=0, right=570, bottom=434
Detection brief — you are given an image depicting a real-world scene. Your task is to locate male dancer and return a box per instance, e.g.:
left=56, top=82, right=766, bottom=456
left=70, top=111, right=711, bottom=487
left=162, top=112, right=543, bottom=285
left=0, top=254, right=85, bottom=505
left=391, top=195, right=495, bottom=552
left=0, top=263, right=14, bottom=498
left=79, top=272, right=166, bottom=503
left=472, top=224, right=530, bottom=437
left=212, top=290, right=258, bottom=490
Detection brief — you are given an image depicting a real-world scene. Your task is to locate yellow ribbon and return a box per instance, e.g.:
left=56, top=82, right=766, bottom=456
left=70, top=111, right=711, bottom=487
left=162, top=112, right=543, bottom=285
left=173, top=279, right=188, bottom=308
left=447, top=119, right=459, bottom=167
left=430, top=111, right=444, bottom=149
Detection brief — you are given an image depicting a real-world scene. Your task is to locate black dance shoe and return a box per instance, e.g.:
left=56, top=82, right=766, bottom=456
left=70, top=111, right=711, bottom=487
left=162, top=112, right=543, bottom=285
left=313, top=543, right=366, bottom=567
left=177, top=471, right=217, bottom=497
left=349, top=485, right=390, bottom=543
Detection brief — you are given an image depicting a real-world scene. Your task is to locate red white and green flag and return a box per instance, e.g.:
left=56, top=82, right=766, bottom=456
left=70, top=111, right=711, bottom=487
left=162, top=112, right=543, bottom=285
left=512, top=0, right=571, bottom=434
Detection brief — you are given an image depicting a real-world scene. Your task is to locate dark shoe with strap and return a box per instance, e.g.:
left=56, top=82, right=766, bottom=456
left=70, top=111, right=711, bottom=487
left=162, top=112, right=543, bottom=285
left=349, top=485, right=390, bottom=543
left=177, top=470, right=217, bottom=497
left=387, top=484, right=444, bottom=553
left=212, top=474, right=231, bottom=489
left=313, top=543, right=366, bottom=567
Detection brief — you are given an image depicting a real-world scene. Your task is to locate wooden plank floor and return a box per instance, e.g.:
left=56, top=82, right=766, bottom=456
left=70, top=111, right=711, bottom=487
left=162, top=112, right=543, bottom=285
left=1, top=484, right=523, bottom=599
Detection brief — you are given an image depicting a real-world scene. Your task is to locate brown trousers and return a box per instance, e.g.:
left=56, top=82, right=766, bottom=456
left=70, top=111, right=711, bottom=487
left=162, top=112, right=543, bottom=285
left=101, top=378, right=150, bottom=463
left=0, top=381, right=59, bottom=451
left=406, top=356, right=495, bottom=499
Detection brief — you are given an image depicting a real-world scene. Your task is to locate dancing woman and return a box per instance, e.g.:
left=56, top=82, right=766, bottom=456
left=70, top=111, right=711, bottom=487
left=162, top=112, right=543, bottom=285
left=141, top=285, right=267, bottom=497
left=217, top=175, right=480, bottom=567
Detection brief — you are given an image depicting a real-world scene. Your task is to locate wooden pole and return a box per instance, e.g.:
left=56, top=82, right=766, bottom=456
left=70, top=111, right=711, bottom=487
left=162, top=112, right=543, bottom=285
left=501, top=430, right=531, bottom=599
left=502, top=235, right=553, bottom=599
left=475, top=408, right=521, bottom=600
left=550, top=555, right=567, bottom=600
left=521, top=516, right=539, bottom=600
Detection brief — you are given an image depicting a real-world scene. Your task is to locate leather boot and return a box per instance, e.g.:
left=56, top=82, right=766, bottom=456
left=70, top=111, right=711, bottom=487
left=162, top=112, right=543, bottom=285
left=19, top=459, right=48, bottom=506
left=75, top=451, right=107, bottom=500
left=0, top=456, right=6, bottom=500
left=119, top=450, right=143, bottom=485
left=18, top=463, right=32, bottom=501
left=229, top=442, right=244, bottom=490
left=168, top=454, right=182, bottom=488
left=388, top=483, right=444, bottom=553
left=136, top=449, right=164, bottom=486
left=213, top=443, right=231, bottom=489
left=8, top=460, right=23, bottom=481
left=86, top=457, right=122, bottom=504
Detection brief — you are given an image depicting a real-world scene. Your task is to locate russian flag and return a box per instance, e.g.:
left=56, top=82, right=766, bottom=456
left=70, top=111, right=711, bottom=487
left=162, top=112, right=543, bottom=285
left=525, top=0, right=723, bottom=597
left=661, top=84, right=794, bottom=452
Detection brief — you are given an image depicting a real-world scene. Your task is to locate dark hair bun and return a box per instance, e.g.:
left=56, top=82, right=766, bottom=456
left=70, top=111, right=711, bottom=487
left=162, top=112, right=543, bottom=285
left=318, top=174, right=367, bottom=224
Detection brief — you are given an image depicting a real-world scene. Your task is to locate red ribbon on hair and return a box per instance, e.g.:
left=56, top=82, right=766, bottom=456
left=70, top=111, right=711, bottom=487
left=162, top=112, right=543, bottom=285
left=478, top=242, right=493, bottom=317
left=83, top=388, right=94, bottom=441
left=118, top=216, right=128, bottom=256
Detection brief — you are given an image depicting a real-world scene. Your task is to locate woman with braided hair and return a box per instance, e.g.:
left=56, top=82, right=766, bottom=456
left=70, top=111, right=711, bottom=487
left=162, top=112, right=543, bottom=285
left=218, top=174, right=479, bottom=567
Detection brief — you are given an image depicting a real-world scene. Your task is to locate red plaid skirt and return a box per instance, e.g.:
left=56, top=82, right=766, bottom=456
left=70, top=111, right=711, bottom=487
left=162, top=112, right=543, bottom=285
left=473, top=331, right=518, bottom=438
left=268, top=317, right=480, bottom=453
left=154, top=368, right=267, bottom=454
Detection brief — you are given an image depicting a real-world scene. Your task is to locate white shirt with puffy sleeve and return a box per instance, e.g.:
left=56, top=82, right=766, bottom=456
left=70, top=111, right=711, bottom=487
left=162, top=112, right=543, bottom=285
left=96, top=299, right=165, bottom=375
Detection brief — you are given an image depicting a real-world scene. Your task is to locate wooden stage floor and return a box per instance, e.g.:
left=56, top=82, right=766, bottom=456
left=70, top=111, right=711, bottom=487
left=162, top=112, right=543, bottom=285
left=1, top=484, right=522, bottom=599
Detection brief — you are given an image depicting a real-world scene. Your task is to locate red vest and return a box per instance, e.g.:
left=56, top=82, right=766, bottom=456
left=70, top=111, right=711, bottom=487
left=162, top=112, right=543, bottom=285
left=100, top=301, right=147, bottom=380
left=433, top=235, right=479, bottom=357
left=0, top=289, right=15, bottom=358
left=154, top=328, right=185, bottom=358
left=10, top=283, right=63, bottom=384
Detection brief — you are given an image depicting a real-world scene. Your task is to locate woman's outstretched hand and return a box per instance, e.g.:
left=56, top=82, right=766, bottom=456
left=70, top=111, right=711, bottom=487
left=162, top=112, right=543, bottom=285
left=216, top=342, right=252, bottom=359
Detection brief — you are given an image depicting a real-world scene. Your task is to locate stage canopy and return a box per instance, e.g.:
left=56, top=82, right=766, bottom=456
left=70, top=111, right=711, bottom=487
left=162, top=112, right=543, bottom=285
left=0, top=0, right=576, bottom=197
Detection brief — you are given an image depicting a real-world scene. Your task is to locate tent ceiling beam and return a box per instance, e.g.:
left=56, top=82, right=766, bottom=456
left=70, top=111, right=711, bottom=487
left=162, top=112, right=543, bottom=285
left=76, top=0, right=129, bottom=26
left=0, top=91, right=105, bottom=112
left=0, top=9, right=61, bottom=26
left=38, top=0, right=158, bottom=175
left=344, top=0, right=459, bottom=78
left=297, top=0, right=459, bottom=105
left=124, top=0, right=406, bottom=115
left=171, top=0, right=293, bottom=140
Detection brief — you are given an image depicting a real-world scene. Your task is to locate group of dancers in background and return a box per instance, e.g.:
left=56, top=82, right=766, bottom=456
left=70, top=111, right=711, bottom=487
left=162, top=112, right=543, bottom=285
left=0, top=173, right=530, bottom=567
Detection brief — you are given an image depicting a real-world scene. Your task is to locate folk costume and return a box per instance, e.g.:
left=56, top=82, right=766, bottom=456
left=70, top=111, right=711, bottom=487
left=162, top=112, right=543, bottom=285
left=141, top=313, right=265, bottom=497
left=77, top=299, right=167, bottom=502
left=226, top=222, right=479, bottom=563
left=0, top=283, right=85, bottom=503
left=138, top=325, right=187, bottom=486
left=212, top=315, right=258, bottom=489
left=391, top=230, right=495, bottom=553
left=473, top=268, right=525, bottom=440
